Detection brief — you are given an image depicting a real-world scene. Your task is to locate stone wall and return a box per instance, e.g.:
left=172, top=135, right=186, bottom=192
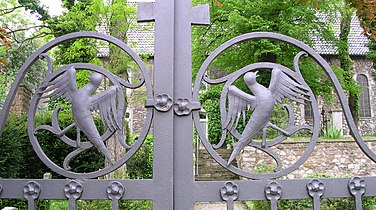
left=10, top=84, right=32, bottom=114
left=196, top=149, right=239, bottom=181
left=239, top=139, right=376, bottom=179
left=196, top=139, right=376, bottom=181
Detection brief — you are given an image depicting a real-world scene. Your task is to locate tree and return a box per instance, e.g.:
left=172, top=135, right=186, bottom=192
left=0, top=0, right=50, bottom=103
left=193, top=0, right=336, bottom=93
left=346, top=0, right=376, bottom=40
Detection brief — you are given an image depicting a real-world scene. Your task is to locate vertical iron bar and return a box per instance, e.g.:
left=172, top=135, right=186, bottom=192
left=174, top=0, right=195, bottom=208
left=111, top=201, right=119, bottom=210
left=355, top=196, right=363, bottom=210
left=195, top=136, right=199, bottom=176
left=27, top=199, right=35, bottom=210
left=227, top=199, right=234, bottom=210
left=312, top=195, right=321, bottom=210
left=68, top=198, right=77, bottom=210
left=152, top=0, right=174, bottom=209
left=270, top=200, right=278, bottom=210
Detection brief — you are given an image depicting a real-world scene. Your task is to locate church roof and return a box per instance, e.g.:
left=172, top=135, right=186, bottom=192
left=313, top=15, right=369, bottom=56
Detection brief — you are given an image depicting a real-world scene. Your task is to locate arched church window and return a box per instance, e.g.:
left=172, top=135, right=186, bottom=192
left=357, top=74, right=371, bottom=118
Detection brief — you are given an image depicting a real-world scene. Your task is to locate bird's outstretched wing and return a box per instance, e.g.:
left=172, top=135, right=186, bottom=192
left=223, top=85, right=257, bottom=131
left=269, top=68, right=310, bottom=104
left=40, top=67, right=78, bottom=102
left=88, top=86, right=121, bottom=132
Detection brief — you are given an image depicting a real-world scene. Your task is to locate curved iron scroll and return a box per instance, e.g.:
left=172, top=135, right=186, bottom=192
left=0, top=32, right=153, bottom=179
left=193, top=32, right=376, bottom=179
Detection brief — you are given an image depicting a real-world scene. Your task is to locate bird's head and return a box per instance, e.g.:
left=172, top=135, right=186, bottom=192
left=244, top=71, right=258, bottom=86
left=88, top=72, right=103, bottom=87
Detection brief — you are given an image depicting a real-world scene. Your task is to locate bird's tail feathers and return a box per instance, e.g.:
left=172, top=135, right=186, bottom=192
left=117, top=129, right=131, bottom=149
left=227, top=140, right=251, bottom=166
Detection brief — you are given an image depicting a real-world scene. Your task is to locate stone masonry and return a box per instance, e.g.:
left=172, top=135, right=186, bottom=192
left=10, top=84, right=32, bottom=115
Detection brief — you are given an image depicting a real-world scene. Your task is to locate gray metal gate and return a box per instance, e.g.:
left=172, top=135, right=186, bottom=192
left=1, top=0, right=376, bottom=209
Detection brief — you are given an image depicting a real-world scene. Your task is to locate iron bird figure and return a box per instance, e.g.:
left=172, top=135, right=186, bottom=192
left=40, top=67, right=125, bottom=163
left=224, top=68, right=310, bottom=165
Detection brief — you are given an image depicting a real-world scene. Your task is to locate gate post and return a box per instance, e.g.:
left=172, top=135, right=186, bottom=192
left=139, top=0, right=209, bottom=209
left=139, top=1, right=175, bottom=209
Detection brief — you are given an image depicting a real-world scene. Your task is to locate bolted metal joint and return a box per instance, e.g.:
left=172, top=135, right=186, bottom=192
left=220, top=181, right=239, bottom=201
left=107, top=181, right=124, bottom=200
left=307, top=179, right=325, bottom=197
left=174, top=98, right=201, bottom=116
left=23, top=181, right=41, bottom=200
left=64, top=180, right=83, bottom=200
left=265, top=181, right=282, bottom=201
left=146, top=94, right=173, bottom=112
left=349, top=176, right=366, bottom=196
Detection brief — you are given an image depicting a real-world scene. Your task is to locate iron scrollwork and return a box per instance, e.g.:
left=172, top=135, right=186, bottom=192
left=193, top=33, right=319, bottom=179
left=192, top=32, right=376, bottom=179
left=0, top=32, right=153, bottom=179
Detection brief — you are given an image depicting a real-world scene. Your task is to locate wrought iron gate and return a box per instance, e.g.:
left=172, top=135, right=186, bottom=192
left=1, top=0, right=376, bottom=210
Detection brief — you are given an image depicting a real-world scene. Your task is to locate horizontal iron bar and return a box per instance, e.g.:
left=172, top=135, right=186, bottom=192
left=0, top=179, right=154, bottom=200
left=194, top=176, right=376, bottom=202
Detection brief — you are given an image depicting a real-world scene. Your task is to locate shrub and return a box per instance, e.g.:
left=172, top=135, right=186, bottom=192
left=323, top=127, right=342, bottom=139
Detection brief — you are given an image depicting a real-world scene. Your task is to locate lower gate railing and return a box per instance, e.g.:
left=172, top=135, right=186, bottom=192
left=1, top=0, right=376, bottom=210
left=0, top=177, right=374, bottom=210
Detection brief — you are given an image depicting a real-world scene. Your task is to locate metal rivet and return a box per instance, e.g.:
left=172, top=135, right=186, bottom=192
left=23, top=181, right=41, bottom=200
left=64, top=180, right=83, bottom=200
left=107, top=181, right=124, bottom=200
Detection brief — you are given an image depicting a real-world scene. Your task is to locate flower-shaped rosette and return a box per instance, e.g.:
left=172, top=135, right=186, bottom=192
left=349, top=177, right=366, bottom=196
left=23, top=181, right=41, bottom=200
left=307, top=179, right=325, bottom=197
left=64, top=180, right=83, bottom=200
left=155, top=94, right=173, bottom=112
left=220, top=181, right=239, bottom=201
left=265, top=181, right=282, bottom=201
left=107, top=181, right=124, bottom=200
left=174, top=98, right=191, bottom=115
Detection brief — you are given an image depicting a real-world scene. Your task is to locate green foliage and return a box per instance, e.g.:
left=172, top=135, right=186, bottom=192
left=0, top=111, right=105, bottom=179
left=323, top=127, right=342, bottom=139
left=367, top=39, right=376, bottom=73
left=199, top=85, right=231, bottom=146
left=192, top=0, right=337, bottom=98
left=126, top=134, right=153, bottom=179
